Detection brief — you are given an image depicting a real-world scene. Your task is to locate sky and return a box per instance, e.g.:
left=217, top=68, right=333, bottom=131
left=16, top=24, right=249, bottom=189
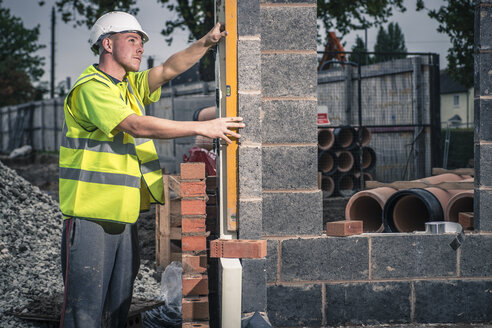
left=4, top=0, right=452, bottom=90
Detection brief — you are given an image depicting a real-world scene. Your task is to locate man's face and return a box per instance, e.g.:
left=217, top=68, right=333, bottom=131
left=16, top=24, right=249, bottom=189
left=110, top=32, right=144, bottom=72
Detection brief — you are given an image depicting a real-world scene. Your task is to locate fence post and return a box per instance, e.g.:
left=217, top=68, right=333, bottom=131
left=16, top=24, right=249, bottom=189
left=412, top=56, right=425, bottom=179
left=54, top=99, right=58, bottom=151
left=429, top=54, right=442, bottom=169
left=41, top=100, right=45, bottom=151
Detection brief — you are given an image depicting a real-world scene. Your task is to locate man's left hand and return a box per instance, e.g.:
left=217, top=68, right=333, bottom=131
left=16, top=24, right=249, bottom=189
left=204, top=22, right=227, bottom=47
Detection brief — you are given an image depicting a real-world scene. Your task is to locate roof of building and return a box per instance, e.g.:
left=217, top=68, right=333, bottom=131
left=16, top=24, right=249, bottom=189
left=440, top=70, right=468, bottom=94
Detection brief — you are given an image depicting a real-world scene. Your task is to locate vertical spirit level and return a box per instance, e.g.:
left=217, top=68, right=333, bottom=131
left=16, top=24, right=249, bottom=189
left=216, top=0, right=238, bottom=238
left=216, top=1, right=242, bottom=327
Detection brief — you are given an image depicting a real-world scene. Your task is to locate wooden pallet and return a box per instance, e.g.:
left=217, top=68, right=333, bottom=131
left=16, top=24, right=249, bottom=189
left=156, top=175, right=182, bottom=267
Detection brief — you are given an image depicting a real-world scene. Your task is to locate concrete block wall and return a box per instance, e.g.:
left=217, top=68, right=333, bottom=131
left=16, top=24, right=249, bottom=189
left=266, top=233, right=492, bottom=326
left=475, top=0, right=492, bottom=232
left=231, top=1, right=492, bottom=326
left=236, top=0, right=267, bottom=314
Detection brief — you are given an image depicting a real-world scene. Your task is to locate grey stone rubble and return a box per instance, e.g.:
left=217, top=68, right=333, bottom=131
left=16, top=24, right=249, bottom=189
left=0, top=160, right=160, bottom=328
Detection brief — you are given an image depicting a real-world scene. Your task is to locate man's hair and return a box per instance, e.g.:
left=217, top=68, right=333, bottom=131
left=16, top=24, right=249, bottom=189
left=93, top=33, right=114, bottom=56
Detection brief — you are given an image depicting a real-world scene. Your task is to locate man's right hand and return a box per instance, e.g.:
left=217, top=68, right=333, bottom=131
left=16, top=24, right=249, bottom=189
left=197, top=117, right=245, bottom=144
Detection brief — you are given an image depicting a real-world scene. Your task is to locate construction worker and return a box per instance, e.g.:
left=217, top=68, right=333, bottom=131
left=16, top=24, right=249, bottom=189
left=58, top=11, right=243, bottom=328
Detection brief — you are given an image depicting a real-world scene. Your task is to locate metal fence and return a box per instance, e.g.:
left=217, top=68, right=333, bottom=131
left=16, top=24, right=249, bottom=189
left=317, top=51, right=441, bottom=192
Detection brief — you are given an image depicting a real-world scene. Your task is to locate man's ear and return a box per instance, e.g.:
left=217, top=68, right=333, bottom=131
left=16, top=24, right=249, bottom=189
left=101, top=37, right=113, bottom=54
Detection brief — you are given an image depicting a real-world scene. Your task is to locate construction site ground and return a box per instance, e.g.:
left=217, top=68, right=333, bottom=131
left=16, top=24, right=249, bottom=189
left=1, top=153, right=491, bottom=328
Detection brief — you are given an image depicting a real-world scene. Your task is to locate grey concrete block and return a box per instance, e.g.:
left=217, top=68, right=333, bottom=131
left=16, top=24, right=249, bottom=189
left=475, top=188, right=492, bottom=231
left=460, top=234, right=492, bottom=276
left=281, top=237, right=369, bottom=281
left=261, top=53, right=317, bottom=98
left=476, top=6, right=492, bottom=50
left=261, top=100, right=317, bottom=143
left=261, top=6, right=317, bottom=51
left=241, top=258, right=267, bottom=313
left=474, top=98, right=492, bottom=142
left=325, top=281, right=411, bottom=325
left=371, top=234, right=458, bottom=279
left=475, top=142, right=492, bottom=187
left=474, top=52, right=492, bottom=96
left=238, top=39, right=261, bottom=91
left=238, top=199, right=262, bottom=239
left=263, top=191, right=322, bottom=236
left=238, top=146, right=262, bottom=197
left=238, top=93, right=261, bottom=144
left=262, top=146, right=318, bottom=189
left=266, top=239, right=278, bottom=282
left=414, top=280, right=492, bottom=323
left=238, top=0, right=260, bottom=36
left=267, top=284, right=322, bottom=327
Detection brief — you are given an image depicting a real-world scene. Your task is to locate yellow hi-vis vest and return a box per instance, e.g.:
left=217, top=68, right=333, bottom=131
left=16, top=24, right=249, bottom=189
left=59, top=66, right=164, bottom=224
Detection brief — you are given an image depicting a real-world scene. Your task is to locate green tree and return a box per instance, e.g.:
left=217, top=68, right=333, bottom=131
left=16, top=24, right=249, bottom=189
left=349, top=35, right=372, bottom=65
left=0, top=0, right=45, bottom=106
left=373, top=22, right=407, bottom=63
left=416, top=0, right=474, bottom=88
left=318, top=0, right=406, bottom=44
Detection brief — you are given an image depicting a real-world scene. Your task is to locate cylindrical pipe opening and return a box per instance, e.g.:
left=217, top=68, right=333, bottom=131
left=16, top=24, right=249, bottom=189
left=445, top=192, right=474, bottom=222
left=321, top=175, right=335, bottom=197
left=347, top=197, right=383, bottom=232
left=336, top=151, right=354, bottom=173
left=393, top=195, right=430, bottom=232
left=356, top=127, right=372, bottom=147
left=354, top=172, right=373, bottom=189
left=334, top=126, right=356, bottom=149
left=383, top=189, right=443, bottom=232
left=337, top=173, right=355, bottom=196
left=362, top=147, right=376, bottom=170
left=318, top=150, right=337, bottom=175
left=318, top=128, right=335, bottom=150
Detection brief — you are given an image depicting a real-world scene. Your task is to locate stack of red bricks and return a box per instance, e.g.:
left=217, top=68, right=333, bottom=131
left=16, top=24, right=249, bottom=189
left=180, top=163, right=209, bottom=327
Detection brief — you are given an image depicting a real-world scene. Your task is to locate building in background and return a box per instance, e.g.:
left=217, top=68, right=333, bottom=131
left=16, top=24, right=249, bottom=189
left=440, top=70, right=473, bottom=128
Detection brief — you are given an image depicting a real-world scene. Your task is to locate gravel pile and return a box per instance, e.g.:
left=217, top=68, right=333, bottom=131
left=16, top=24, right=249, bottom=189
left=0, top=160, right=161, bottom=327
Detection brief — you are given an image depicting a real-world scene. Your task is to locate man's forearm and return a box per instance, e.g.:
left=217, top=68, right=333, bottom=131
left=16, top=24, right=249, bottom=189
left=117, top=114, right=202, bottom=139
left=147, top=37, right=211, bottom=93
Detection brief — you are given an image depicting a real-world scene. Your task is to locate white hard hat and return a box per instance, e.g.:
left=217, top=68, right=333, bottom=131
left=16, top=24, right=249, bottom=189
left=89, top=11, right=149, bottom=53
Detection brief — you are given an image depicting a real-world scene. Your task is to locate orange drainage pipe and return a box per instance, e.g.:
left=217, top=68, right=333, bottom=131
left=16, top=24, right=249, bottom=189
left=318, top=150, right=337, bottom=175
left=444, top=178, right=474, bottom=222
left=445, top=190, right=473, bottom=222
left=346, top=173, right=468, bottom=233
left=345, top=187, right=397, bottom=232
left=335, top=150, right=354, bottom=173
left=334, top=126, right=356, bottom=149
left=355, top=127, right=372, bottom=147
left=318, top=128, right=335, bottom=150
left=336, top=173, right=357, bottom=197
left=321, top=175, right=335, bottom=197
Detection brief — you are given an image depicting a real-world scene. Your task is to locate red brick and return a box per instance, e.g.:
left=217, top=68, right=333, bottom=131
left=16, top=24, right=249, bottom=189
left=181, top=199, right=206, bottom=216
left=181, top=181, right=206, bottom=197
left=183, top=275, right=209, bottom=296
left=210, top=239, right=267, bottom=258
left=182, top=255, right=207, bottom=273
left=182, top=297, right=209, bottom=321
left=182, top=218, right=206, bottom=233
left=181, top=163, right=206, bottom=180
left=458, top=212, right=474, bottom=230
left=182, top=235, right=207, bottom=252
left=182, top=323, right=209, bottom=328
left=326, top=220, right=363, bottom=236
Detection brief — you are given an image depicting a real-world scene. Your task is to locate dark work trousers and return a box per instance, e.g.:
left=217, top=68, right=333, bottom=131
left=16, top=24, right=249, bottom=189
left=60, top=217, right=140, bottom=328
